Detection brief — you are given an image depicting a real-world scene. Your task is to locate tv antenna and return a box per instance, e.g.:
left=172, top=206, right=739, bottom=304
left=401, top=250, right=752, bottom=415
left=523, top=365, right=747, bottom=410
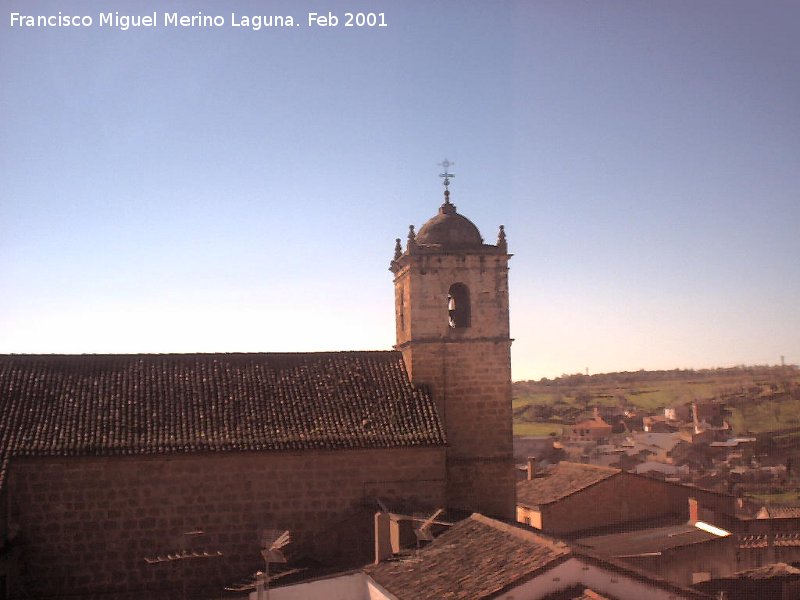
left=256, top=530, right=291, bottom=600
left=144, top=530, right=222, bottom=600
left=413, top=508, right=444, bottom=545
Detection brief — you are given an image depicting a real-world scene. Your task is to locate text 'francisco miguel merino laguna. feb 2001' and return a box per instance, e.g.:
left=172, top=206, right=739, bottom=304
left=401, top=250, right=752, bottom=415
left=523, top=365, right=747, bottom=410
left=9, top=11, right=389, bottom=30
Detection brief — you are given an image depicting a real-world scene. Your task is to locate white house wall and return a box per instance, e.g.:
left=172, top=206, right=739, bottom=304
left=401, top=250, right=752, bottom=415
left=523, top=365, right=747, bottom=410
left=249, top=571, right=373, bottom=600
left=492, top=558, right=696, bottom=600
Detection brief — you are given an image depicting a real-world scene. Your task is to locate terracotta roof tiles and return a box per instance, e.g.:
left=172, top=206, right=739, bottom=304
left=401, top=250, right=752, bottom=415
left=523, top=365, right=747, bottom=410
left=367, top=514, right=709, bottom=599
left=366, top=514, right=570, bottom=599
left=0, top=351, right=445, bottom=487
left=576, top=523, right=722, bottom=556
left=517, top=462, right=620, bottom=508
left=733, top=562, right=800, bottom=580
left=758, top=505, right=800, bottom=519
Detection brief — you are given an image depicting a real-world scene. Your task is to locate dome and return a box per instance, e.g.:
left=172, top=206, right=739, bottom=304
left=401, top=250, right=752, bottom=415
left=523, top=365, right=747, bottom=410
left=415, top=198, right=483, bottom=249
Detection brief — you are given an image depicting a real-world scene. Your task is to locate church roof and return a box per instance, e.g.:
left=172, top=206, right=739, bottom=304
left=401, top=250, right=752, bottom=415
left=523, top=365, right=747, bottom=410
left=415, top=199, right=484, bottom=249
left=0, top=351, right=445, bottom=487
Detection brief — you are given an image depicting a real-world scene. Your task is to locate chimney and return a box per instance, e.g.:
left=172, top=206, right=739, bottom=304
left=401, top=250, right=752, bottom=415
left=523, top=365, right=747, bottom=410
left=390, top=514, right=415, bottom=553
left=527, top=457, right=536, bottom=481
left=692, top=402, right=701, bottom=435
left=374, top=512, right=392, bottom=564
left=688, top=498, right=699, bottom=524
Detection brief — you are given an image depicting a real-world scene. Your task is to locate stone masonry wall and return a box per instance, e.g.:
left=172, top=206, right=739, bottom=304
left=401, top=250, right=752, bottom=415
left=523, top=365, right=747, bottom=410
left=403, top=340, right=515, bottom=518
left=6, top=446, right=445, bottom=599
left=394, top=252, right=515, bottom=519
left=401, top=254, right=511, bottom=342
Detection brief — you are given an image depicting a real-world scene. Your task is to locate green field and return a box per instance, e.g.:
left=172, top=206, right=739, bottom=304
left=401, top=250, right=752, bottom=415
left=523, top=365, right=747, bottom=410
left=746, top=490, right=800, bottom=504
left=512, top=382, right=720, bottom=414
left=513, top=422, right=563, bottom=436
left=512, top=393, right=553, bottom=409
left=728, top=398, right=800, bottom=434
left=512, top=367, right=800, bottom=436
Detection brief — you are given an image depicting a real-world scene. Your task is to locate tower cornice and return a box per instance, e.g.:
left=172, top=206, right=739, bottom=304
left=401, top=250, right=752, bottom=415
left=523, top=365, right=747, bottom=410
left=394, top=336, right=514, bottom=350
left=389, top=247, right=512, bottom=275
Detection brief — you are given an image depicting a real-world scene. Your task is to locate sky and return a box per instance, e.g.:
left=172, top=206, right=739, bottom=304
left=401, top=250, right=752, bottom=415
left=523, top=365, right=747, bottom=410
left=1, top=0, right=798, bottom=381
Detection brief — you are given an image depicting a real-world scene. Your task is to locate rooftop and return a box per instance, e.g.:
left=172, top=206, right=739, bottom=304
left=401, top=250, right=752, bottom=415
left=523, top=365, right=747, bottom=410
left=576, top=522, right=725, bottom=557
left=366, top=513, right=710, bottom=600
left=757, top=505, right=800, bottom=519
left=0, top=351, right=445, bottom=487
left=367, top=514, right=570, bottom=599
left=415, top=198, right=485, bottom=249
left=625, top=432, right=684, bottom=452
left=732, top=562, right=800, bottom=580
left=517, top=462, right=620, bottom=508
left=390, top=193, right=507, bottom=271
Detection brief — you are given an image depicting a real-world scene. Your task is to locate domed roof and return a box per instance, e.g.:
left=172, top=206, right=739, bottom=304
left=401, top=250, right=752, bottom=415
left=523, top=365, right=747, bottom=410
left=416, top=197, right=484, bottom=249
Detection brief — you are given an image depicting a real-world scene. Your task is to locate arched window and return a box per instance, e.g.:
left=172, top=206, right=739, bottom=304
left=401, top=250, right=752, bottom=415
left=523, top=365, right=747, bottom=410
left=447, top=283, right=471, bottom=328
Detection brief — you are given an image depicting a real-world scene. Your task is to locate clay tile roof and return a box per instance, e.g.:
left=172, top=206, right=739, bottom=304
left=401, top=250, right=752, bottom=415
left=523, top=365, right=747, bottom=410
left=0, top=351, right=445, bottom=487
left=733, top=562, right=800, bottom=580
left=366, top=513, right=571, bottom=599
left=367, top=514, right=708, bottom=600
left=576, top=523, right=721, bottom=556
left=759, top=505, right=800, bottom=519
left=516, top=462, right=620, bottom=508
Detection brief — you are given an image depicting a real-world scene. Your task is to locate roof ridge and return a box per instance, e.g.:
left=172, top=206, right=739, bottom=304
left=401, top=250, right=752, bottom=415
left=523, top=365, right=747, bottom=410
left=0, top=350, right=400, bottom=359
left=468, top=513, right=571, bottom=555
left=559, top=461, right=620, bottom=473
left=626, top=472, right=735, bottom=498
left=466, top=514, right=710, bottom=599
left=567, top=546, right=712, bottom=599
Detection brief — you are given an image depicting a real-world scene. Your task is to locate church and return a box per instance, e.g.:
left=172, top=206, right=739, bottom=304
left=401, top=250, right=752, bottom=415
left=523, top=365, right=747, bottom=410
left=0, top=176, right=515, bottom=598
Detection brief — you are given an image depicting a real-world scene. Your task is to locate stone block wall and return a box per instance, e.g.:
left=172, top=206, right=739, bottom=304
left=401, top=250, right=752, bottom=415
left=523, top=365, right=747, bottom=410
left=6, top=446, right=445, bottom=598
left=402, top=339, right=515, bottom=518
left=393, top=251, right=515, bottom=519
left=396, top=254, right=510, bottom=344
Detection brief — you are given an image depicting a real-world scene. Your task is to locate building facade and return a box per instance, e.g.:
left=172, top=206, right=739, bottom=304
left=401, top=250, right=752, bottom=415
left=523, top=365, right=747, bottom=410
left=0, top=183, right=517, bottom=597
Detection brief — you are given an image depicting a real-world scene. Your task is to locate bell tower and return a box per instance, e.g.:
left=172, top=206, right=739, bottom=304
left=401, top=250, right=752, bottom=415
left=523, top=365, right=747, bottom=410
left=389, top=163, right=515, bottom=518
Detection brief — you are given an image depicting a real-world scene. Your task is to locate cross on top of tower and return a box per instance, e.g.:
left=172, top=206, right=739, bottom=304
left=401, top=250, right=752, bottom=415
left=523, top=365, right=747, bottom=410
left=438, top=159, right=455, bottom=203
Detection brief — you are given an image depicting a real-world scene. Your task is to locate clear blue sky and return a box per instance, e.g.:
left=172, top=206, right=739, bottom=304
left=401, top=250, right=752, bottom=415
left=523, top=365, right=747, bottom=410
left=1, top=0, right=798, bottom=380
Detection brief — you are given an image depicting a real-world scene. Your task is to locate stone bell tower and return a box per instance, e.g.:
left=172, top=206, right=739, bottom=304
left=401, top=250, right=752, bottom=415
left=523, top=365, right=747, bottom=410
left=389, top=164, right=515, bottom=518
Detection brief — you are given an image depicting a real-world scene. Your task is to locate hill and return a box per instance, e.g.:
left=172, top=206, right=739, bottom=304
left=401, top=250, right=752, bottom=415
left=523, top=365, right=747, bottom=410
left=513, top=364, right=800, bottom=436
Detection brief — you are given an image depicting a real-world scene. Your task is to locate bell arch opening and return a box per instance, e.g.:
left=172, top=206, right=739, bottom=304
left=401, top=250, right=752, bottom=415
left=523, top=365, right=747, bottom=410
left=447, top=283, right=471, bottom=329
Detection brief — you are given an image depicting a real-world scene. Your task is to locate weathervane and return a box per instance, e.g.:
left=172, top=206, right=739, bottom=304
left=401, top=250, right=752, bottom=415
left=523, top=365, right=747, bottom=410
left=438, top=159, right=455, bottom=192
